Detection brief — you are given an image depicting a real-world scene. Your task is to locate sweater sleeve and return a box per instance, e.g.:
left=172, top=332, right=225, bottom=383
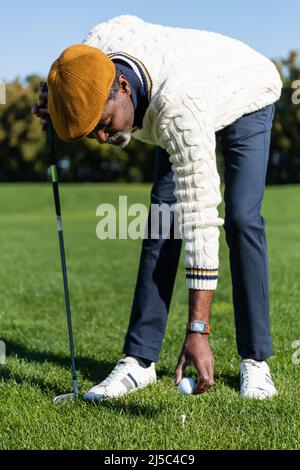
left=157, top=83, right=224, bottom=290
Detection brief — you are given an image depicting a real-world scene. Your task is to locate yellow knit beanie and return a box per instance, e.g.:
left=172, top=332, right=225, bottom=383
left=47, top=44, right=116, bottom=141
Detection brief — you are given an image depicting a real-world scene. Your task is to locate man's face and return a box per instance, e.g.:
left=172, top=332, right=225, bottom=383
left=87, top=74, right=135, bottom=148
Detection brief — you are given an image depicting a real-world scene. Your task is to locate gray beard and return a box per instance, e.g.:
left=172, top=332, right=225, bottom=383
left=107, top=131, right=132, bottom=148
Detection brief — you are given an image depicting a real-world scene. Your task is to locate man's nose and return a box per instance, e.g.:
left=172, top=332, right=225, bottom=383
left=97, top=129, right=109, bottom=143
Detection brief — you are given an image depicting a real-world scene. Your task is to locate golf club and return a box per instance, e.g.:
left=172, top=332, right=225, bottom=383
left=43, top=88, right=79, bottom=404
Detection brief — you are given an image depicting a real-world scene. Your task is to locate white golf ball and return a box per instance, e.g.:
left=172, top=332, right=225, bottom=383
left=178, top=377, right=196, bottom=395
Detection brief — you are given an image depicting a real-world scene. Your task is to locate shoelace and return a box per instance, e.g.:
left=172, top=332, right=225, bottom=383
left=100, top=361, right=135, bottom=387
left=242, top=362, right=268, bottom=389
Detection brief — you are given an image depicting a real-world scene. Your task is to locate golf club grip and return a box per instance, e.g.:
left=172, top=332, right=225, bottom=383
left=51, top=174, right=62, bottom=218
left=40, top=80, right=54, bottom=163
left=45, top=120, right=61, bottom=217
left=47, top=123, right=55, bottom=165
left=41, top=81, right=48, bottom=94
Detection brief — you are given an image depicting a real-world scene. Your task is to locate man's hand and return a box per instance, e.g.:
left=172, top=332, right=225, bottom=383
left=174, top=333, right=214, bottom=394
left=31, top=81, right=49, bottom=130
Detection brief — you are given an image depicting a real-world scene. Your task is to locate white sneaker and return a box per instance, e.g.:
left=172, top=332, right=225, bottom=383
left=84, top=356, right=157, bottom=401
left=240, top=359, right=278, bottom=399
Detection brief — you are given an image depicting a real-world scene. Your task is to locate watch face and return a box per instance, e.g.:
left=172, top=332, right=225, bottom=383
left=192, top=321, right=206, bottom=333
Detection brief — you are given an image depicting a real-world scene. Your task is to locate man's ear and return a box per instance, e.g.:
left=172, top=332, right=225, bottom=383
left=118, top=74, right=131, bottom=96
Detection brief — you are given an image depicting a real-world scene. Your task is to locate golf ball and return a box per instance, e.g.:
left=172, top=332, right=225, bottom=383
left=178, top=377, right=196, bottom=395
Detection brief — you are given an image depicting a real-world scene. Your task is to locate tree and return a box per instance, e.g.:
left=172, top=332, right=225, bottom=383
left=0, top=51, right=300, bottom=184
left=0, top=75, right=48, bottom=181
left=0, top=75, right=157, bottom=183
left=269, top=50, right=300, bottom=184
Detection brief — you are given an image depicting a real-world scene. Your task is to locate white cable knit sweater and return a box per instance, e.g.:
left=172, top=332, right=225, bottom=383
left=83, top=15, right=282, bottom=290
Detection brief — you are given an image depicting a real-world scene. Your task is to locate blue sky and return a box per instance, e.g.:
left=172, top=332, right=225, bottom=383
left=1, top=0, right=299, bottom=82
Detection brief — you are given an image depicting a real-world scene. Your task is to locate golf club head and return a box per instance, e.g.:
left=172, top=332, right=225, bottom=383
left=53, top=393, right=77, bottom=405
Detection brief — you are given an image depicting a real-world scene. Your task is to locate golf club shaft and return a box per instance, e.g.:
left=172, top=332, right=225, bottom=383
left=47, top=121, right=78, bottom=397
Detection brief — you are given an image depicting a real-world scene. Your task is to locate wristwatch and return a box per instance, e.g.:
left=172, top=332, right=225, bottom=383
left=186, top=320, right=210, bottom=335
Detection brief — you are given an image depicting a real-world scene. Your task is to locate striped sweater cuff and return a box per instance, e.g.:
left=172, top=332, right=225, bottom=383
left=186, top=267, right=219, bottom=290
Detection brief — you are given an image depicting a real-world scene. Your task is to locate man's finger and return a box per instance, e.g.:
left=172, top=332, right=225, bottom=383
left=36, top=108, right=49, bottom=117
left=193, top=361, right=214, bottom=394
left=194, top=379, right=212, bottom=394
left=174, top=358, right=188, bottom=386
left=194, top=376, right=213, bottom=394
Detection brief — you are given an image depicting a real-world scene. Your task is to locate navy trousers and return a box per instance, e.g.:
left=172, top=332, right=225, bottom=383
left=123, top=103, right=275, bottom=362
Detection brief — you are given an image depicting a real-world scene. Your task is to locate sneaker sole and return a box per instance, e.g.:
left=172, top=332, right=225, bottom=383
left=240, top=389, right=278, bottom=400
left=84, top=377, right=157, bottom=402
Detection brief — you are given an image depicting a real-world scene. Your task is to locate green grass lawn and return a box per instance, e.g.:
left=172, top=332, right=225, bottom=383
left=0, top=182, right=299, bottom=450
